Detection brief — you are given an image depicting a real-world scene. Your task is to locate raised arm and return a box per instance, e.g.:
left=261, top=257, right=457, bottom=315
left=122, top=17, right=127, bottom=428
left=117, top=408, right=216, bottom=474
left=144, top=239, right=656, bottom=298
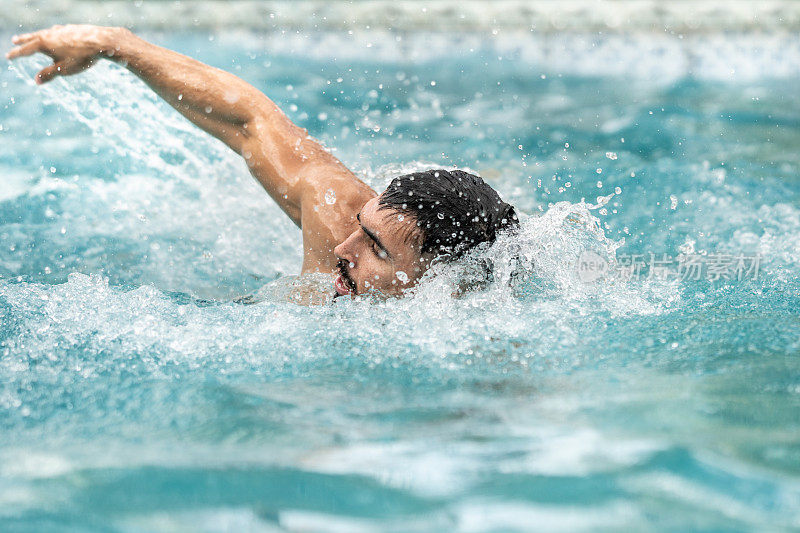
left=6, top=25, right=374, bottom=238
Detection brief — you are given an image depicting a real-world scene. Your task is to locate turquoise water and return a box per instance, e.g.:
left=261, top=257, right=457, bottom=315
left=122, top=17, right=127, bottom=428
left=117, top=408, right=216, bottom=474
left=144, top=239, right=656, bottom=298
left=2, top=13, right=800, bottom=533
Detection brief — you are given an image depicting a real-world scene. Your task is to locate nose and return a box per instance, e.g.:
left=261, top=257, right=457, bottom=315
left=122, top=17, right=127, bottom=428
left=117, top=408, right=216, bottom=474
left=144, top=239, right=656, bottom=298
left=334, top=230, right=360, bottom=265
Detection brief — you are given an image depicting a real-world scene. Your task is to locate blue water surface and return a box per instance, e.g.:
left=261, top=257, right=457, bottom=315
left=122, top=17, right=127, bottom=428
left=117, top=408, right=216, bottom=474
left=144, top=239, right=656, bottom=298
left=1, top=25, right=799, bottom=532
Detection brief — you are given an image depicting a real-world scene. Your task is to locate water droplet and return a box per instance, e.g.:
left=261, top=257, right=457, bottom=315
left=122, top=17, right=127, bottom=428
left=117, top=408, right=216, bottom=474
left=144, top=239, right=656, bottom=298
left=437, top=212, right=444, bottom=220
left=395, top=271, right=409, bottom=284
left=317, top=112, right=328, bottom=121
left=324, top=188, right=336, bottom=205
left=605, top=151, right=618, bottom=160
left=223, top=90, right=240, bottom=104
left=596, top=194, right=613, bottom=206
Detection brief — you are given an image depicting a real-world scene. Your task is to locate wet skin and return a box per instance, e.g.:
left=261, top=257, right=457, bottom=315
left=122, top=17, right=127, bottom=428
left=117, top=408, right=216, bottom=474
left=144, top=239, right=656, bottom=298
left=6, top=24, right=426, bottom=297
left=333, top=197, right=431, bottom=298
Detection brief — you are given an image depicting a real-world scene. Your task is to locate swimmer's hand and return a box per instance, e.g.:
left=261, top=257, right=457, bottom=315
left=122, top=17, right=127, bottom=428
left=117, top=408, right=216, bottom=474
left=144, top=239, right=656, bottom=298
left=6, top=24, right=125, bottom=84
left=6, top=24, right=372, bottom=274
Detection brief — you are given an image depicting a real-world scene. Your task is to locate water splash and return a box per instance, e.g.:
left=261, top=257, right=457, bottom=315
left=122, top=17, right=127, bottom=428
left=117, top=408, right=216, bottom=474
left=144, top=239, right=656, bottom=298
left=3, top=28, right=799, bottom=531
left=9, top=56, right=302, bottom=295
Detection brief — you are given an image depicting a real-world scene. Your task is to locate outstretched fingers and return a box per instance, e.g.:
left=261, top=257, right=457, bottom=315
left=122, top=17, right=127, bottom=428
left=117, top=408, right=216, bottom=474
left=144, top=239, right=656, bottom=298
left=6, top=32, right=61, bottom=84
left=12, top=32, right=38, bottom=44
left=6, top=39, right=42, bottom=60
left=35, top=62, right=65, bottom=85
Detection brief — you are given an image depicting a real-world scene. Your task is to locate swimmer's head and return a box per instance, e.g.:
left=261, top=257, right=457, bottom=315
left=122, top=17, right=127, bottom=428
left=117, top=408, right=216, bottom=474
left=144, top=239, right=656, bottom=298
left=333, top=169, right=518, bottom=298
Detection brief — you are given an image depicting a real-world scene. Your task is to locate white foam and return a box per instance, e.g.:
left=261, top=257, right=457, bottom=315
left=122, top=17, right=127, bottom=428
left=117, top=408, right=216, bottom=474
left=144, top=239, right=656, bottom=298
left=5, top=1, right=800, bottom=81
left=215, top=30, right=800, bottom=82
left=5, top=0, right=800, bottom=33
left=0, top=168, right=36, bottom=202
left=0, top=451, right=73, bottom=479
left=8, top=56, right=302, bottom=293
left=302, top=441, right=468, bottom=497
left=624, top=470, right=800, bottom=530
left=454, top=499, right=642, bottom=532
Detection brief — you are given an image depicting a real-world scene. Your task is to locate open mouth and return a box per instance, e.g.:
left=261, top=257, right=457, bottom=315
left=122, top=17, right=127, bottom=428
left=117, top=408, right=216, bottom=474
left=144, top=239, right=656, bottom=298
left=334, top=260, right=357, bottom=296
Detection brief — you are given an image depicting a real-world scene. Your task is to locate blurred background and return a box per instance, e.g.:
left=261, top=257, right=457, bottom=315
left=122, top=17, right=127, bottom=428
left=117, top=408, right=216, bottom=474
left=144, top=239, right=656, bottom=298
left=1, top=2, right=799, bottom=532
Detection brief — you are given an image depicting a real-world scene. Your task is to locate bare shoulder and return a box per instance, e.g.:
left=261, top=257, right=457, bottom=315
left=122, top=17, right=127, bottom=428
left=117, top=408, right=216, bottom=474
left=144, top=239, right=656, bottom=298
left=299, top=164, right=376, bottom=273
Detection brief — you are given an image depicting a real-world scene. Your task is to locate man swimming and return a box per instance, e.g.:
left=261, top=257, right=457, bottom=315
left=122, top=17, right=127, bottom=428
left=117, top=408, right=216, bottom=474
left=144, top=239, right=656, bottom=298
left=6, top=24, right=518, bottom=298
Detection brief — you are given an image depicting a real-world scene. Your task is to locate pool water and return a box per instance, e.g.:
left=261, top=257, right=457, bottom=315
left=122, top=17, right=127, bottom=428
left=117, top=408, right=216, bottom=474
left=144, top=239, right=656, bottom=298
left=1, top=3, right=800, bottom=531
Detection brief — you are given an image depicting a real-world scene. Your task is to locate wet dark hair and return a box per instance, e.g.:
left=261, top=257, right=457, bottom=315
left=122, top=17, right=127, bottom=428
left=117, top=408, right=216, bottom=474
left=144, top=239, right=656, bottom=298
left=378, top=169, right=519, bottom=259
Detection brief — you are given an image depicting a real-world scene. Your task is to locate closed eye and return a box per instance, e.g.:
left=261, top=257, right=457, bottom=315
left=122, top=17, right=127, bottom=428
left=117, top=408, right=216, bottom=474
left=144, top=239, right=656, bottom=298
left=357, top=211, right=392, bottom=260
left=372, top=242, right=389, bottom=260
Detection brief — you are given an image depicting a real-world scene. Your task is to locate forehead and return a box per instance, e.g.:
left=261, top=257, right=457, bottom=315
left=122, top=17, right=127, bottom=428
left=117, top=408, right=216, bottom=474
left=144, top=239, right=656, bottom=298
left=360, top=197, right=422, bottom=255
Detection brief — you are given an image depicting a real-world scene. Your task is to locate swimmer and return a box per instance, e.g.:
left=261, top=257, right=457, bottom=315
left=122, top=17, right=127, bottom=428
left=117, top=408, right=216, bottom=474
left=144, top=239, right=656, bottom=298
left=6, top=24, right=518, bottom=298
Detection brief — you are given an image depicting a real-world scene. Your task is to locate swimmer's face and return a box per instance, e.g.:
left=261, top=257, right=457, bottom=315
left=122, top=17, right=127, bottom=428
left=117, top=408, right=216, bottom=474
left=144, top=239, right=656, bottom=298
left=333, top=197, right=430, bottom=298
